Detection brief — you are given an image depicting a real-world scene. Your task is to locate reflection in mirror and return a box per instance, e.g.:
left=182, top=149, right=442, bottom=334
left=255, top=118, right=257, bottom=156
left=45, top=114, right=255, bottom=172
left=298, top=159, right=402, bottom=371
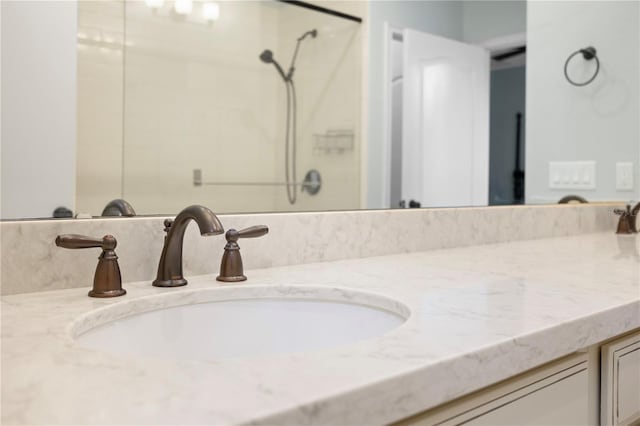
left=80, top=0, right=362, bottom=216
left=1, top=0, right=638, bottom=220
left=368, top=0, right=639, bottom=209
left=2, top=0, right=363, bottom=219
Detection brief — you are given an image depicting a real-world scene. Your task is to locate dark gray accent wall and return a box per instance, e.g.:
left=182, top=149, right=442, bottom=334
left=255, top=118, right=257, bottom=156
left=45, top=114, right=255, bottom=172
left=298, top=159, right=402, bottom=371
left=489, top=66, right=526, bottom=205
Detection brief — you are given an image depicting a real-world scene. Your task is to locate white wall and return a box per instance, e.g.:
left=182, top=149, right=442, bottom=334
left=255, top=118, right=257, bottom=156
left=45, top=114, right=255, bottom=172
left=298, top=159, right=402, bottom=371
left=462, top=1, right=526, bottom=44
left=526, top=1, right=640, bottom=203
left=367, top=0, right=464, bottom=209
left=1, top=1, right=77, bottom=219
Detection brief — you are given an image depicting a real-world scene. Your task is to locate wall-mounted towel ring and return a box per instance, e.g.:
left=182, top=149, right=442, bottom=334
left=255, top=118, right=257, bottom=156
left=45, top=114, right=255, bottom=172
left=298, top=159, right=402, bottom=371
left=564, top=46, right=600, bottom=87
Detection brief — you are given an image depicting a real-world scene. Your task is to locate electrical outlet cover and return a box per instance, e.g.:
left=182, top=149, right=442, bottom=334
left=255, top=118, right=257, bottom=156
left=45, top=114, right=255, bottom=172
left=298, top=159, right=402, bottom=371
left=616, top=162, right=634, bottom=191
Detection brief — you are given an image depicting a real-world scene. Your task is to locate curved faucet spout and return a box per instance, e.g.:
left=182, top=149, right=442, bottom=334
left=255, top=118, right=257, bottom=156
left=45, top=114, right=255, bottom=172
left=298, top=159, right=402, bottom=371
left=101, top=199, right=136, bottom=217
left=153, top=205, right=224, bottom=287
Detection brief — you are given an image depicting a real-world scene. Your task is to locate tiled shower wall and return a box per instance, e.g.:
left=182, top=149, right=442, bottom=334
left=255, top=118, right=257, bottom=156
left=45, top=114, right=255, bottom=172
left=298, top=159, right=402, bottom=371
left=272, top=4, right=362, bottom=212
left=75, top=1, right=363, bottom=217
left=76, top=1, right=125, bottom=214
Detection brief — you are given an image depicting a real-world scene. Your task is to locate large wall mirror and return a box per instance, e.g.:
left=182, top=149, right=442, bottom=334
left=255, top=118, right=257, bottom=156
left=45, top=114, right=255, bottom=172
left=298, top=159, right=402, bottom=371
left=2, top=0, right=638, bottom=220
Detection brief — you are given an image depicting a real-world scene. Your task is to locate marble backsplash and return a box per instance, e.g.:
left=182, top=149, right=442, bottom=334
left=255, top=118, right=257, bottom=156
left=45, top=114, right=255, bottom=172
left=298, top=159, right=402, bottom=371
left=0, top=204, right=620, bottom=295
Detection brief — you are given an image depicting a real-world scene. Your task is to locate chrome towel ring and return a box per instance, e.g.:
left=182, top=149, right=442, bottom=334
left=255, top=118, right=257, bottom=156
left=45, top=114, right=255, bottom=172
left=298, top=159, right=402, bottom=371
left=564, top=46, right=600, bottom=87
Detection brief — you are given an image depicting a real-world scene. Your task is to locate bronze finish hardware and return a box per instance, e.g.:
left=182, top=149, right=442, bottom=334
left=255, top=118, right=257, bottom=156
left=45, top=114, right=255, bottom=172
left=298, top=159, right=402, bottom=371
left=217, top=225, right=269, bottom=282
left=101, top=199, right=136, bottom=217
left=614, top=206, right=634, bottom=235
left=629, top=202, right=640, bottom=233
left=55, top=234, right=126, bottom=298
left=558, top=195, right=588, bottom=204
left=153, top=205, right=224, bottom=287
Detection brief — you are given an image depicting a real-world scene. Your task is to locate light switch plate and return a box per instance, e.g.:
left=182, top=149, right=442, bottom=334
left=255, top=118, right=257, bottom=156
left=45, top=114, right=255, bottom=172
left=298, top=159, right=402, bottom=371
left=616, top=162, right=634, bottom=191
left=549, top=161, right=596, bottom=190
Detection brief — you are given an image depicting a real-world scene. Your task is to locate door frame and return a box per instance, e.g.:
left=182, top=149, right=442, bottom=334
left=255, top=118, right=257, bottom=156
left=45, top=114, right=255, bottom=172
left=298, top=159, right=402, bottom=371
left=480, top=32, right=526, bottom=53
left=381, top=22, right=403, bottom=209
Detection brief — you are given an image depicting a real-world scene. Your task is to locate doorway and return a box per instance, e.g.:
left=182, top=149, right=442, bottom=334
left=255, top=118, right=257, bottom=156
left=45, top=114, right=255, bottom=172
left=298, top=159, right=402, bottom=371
left=384, top=26, right=490, bottom=209
left=486, top=36, right=527, bottom=205
left=384, top=27, right=526, bottom=208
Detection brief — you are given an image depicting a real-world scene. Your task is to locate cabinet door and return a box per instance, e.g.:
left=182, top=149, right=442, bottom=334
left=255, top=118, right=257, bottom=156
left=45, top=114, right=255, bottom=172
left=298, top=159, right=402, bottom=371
left=396, top=353, right=590, bottom=426
left=601, top=330, right=640, bottom=426
left=462, top=369, right=588, bottom=425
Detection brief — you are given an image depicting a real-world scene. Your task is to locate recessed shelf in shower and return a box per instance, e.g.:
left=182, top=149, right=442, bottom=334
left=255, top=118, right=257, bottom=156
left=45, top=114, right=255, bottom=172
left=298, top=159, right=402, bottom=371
left=313, top=129, right=354, bottom=154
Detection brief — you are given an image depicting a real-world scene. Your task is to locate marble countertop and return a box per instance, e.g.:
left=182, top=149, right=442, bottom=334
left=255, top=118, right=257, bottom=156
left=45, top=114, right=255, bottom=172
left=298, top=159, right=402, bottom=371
left=2, top=232, right=639, bottom=425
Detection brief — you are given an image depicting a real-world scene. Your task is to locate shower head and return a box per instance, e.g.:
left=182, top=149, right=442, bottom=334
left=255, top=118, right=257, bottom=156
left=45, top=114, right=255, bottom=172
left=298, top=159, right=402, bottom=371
left=260, top=30, right=317, bottom=83
left=259, top=49, right=274, bottom=64
left=259, top=49, right=288, bottom=82
left=298, top=29, right=318, bottom=41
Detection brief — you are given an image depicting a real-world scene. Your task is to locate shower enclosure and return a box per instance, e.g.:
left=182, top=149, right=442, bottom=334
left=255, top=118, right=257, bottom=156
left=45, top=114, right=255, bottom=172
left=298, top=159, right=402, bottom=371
left=260, top=29, right=317, bottom=205
left=75, top=0, right=362, bottom=215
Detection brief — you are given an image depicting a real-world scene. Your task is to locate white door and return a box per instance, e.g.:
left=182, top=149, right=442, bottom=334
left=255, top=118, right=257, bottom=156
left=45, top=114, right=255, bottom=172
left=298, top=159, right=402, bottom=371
left=402, top=29, right=489, bottom=207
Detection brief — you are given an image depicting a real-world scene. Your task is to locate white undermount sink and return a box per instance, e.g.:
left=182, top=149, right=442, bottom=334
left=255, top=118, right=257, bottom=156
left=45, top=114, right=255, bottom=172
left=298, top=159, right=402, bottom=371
left=72, top=285, right=409, bottom=360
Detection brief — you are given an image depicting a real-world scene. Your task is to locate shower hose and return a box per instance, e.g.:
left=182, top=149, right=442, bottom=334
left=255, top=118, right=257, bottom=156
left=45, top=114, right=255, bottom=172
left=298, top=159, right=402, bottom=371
left=284, top=79, right=298, bottom=205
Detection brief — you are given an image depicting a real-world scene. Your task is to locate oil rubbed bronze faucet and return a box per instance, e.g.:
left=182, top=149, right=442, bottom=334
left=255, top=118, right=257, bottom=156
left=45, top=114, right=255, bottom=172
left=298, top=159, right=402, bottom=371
left=55, top=234, right=127, bottom=297
left=101, top=199, right=136, bottom=217
left=614, top=205, right=635, bottom=234
left=153, top=205, right=224, bottom=287
left=217, top=225, right=269, bottom=282
left=629, top=202, right=640, bottom=233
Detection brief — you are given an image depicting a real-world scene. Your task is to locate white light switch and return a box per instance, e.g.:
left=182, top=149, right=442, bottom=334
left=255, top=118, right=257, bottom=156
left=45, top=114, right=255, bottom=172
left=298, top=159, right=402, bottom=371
left=616, top=162, right=634, bottom=191
left=549, top=161, right=596, bottom=190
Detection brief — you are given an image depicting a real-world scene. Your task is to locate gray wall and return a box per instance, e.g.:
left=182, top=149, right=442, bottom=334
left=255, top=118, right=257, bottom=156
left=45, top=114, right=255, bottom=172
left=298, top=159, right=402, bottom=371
left=462, top=1, right=526, bottom=43
left=526, top=1, right=640, bottom=203
left=367, top=1, right=464, bottom=209
left=489, top=66, right=526, bottom=205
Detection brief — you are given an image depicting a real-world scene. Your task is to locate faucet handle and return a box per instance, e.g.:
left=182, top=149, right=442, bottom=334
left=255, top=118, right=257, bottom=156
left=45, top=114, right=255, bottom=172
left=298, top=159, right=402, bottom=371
left=614, top=206, right=634, bottom=235
left=629, top=202, right=640, bottom=233
left=226, top=225, right=269, bottom=242
left=55, top=234, right=116, bottom=250
left=217, top=225, right=269, bottom=282
left=55, top=234, right=126, bottom=298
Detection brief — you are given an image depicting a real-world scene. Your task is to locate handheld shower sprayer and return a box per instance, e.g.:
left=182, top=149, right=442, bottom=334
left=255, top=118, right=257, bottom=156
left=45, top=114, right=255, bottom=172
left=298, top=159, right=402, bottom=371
left=258, top=29, right=318, bottom=205
left=259, top=28, right=317, bottom=82
left=259, top=49, right=288, bottom=82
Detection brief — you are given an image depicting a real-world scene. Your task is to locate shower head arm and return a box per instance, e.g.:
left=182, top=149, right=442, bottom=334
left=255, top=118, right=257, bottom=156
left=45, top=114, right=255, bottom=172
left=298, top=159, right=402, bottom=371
left=287, top=29, right=317, bottom=80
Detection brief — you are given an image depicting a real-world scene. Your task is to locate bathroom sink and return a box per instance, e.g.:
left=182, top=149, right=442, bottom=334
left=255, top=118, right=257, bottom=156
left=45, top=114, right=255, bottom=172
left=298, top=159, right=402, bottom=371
left=72, top=286, right=408, bottom=360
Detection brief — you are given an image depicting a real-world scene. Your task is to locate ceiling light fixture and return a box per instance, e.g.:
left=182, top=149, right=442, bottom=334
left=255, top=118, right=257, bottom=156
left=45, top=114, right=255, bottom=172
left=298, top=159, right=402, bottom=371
left=202, top=2, right=220, bottom=22
left=174, top=0, right=193, bottom=15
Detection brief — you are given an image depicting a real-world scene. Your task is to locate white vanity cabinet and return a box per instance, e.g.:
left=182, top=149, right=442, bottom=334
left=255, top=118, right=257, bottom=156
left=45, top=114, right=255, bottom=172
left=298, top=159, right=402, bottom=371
left=601, top=330, right=640, bottom=426
left=397, top=353, right=591, bottom=426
